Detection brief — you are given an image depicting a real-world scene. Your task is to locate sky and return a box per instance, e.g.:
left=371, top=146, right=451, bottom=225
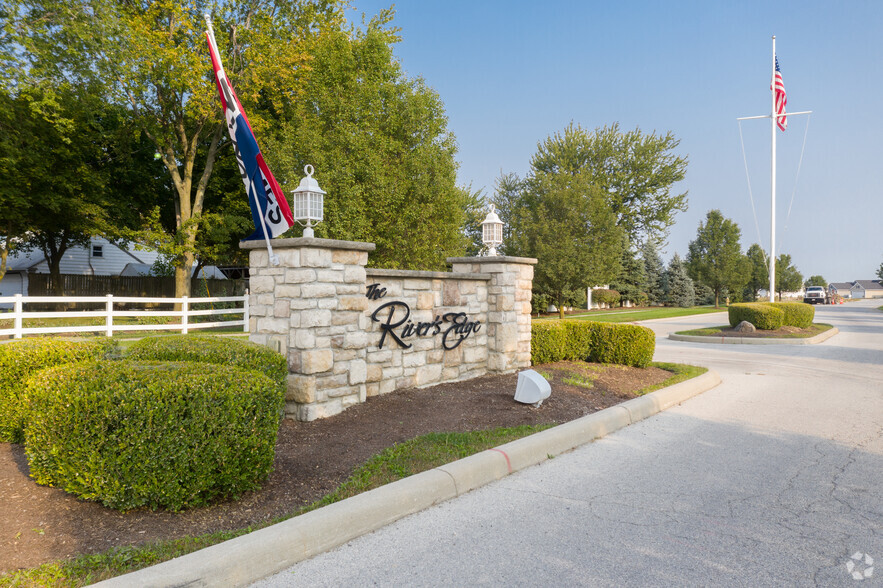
left=346, top=0, right=883, bottom=283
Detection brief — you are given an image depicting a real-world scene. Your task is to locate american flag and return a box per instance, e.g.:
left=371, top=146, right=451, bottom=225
left=773, top=55, right=787, bottom=131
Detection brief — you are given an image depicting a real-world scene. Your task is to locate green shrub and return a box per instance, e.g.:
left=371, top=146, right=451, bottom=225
left=728, top=303, right=784, bottom=330
left=588, top=322, right=656, bottom=368
left=766, top=302, right=814, bottom=328
left=24, top=360, right=284, bottom=511
left=0, top=338, right=116, bottom=443
left=127, top=335, right=287, bottom=390
left=531, top=322, right=567, bottom=364
left=593, top=289, right=620, bottom=307
left=531, top=320, right=655, bottom=368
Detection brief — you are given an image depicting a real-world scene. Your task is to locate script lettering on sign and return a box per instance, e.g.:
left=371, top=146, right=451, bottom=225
left=367, top=286, right=481, bottom=350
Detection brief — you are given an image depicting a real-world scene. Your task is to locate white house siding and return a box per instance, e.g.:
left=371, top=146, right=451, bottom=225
left=28, top=238, right=160, bottom=277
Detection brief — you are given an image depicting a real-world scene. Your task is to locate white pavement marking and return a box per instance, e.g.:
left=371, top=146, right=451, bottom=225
left=253, top=301, right=883, bottom=587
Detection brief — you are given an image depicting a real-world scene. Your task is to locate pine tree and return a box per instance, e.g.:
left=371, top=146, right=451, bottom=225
left=664, top=253, right=695, bottom=308
left=641, top=240, right=665, bottom=304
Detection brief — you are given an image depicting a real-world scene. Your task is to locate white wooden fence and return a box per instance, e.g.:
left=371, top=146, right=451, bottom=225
left=0, top=294, right=249, bottom=339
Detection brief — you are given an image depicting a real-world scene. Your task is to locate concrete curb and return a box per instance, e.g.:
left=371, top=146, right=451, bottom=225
left=91, top=370, right=722, bottom=588
left=669, top=327, right=839, bottom=345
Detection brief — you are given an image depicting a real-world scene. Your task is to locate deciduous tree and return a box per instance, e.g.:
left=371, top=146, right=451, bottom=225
left=686, top=210, right=748, bottom=308
left=743, top=243, right=768, bottom=301
left=804, top=275, right=827, bottom=288
left=528, top=122, right=688, bottom=243
left=6, top=0, right=344, bottom=296
left=775, top=254, right=803, bottom=300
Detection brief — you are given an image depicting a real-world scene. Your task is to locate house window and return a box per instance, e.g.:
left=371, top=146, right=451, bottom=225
left=92, top=245, right=103, bottom=258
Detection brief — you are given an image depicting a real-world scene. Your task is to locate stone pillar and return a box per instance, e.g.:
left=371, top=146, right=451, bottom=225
left=448, top=256, right=537, bottom=373
left=241, top=238, right=375, bottom=421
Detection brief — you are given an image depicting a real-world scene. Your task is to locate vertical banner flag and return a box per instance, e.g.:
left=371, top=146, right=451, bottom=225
left=205, top=26, right=294, bottom=241
left=772, top=55, right=787, bottom=131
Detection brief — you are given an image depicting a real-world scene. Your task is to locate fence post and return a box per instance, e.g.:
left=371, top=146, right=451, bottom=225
left=13, top=294, right=23, bottom=339
left=243, top=290, right=249, bottom=333
left=105, top=294, right=114, bottom=337
left=181, top=296, right=189, bottom=335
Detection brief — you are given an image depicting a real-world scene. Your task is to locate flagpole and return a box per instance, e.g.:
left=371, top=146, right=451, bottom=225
left=204, top=14, right=280, bottom=267
left=769, top=35, right=777, bottom=302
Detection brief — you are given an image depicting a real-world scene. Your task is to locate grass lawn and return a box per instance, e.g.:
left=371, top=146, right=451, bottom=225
left=4, top=362, right=705, bottom=587
left=535, top=306, right=725, bottom=323
left=676, top=323, right=834, bottom=338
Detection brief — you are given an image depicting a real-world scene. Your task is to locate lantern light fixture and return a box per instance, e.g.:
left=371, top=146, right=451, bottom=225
left=481, top=203, right=504, bottom=256
left=292, top=164, right=326, bottom=238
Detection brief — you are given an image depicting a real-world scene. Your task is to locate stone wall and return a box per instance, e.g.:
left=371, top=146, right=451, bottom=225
left=243, top=238, right=536, bottom=421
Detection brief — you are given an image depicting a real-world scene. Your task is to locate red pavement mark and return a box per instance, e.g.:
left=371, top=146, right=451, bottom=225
left=489, top=448, right=512, bottom=473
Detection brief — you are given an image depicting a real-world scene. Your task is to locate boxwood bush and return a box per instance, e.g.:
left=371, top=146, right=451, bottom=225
left=24, top=360, right=284, bottom=511
left=767, top=301, right=814, bottom=328
left=127, top=335, right=287, bottom=390
left=531, top=320, right=655, bottom=368
left=728, top=303, right=785, bottom=330
left=0, top=338, right=115, bottom=443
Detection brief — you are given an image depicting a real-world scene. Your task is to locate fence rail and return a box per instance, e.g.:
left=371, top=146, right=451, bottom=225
left=0, top=294, right=249, bottom=339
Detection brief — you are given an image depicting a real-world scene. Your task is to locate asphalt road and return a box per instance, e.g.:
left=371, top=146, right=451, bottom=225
left=253, top=301, right=883, bottom=587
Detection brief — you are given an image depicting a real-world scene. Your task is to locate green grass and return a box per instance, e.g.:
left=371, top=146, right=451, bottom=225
left=675, top=323, right=834, bottom=338
left=640, top=362, right=707, bottom=395
left=562, top=374, right=594, bottom=389
left=535, top=306, right=724, bottom=323
left=0, top=425, right=551, bottom=587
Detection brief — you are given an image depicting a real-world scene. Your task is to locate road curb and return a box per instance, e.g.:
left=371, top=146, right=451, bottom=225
left=669, top=327, right=839, bottom=345
left=91, top=370, right=721, bottom=588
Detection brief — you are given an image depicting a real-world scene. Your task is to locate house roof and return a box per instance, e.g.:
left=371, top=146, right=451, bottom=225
left=829, top=282, right=854, bottom=290
left=852, top=280, right=883, bottom=290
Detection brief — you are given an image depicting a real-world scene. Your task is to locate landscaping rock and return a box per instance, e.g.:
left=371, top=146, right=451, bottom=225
left=735, top=320, right=756, bottom=333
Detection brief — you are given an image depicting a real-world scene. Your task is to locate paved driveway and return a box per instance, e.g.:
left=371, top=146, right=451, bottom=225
left=254, top=301, right=883, bottom=587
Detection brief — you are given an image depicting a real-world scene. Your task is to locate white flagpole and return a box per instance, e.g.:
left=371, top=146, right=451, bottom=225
left=769, top=35, right=777, bottom=302
left=205, top=14, right=280, bottom=267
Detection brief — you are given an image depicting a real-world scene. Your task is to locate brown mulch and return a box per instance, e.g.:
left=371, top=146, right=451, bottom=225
left=0, top=361, right=671, bottom=574
left=708, top=325, right=823, bottom=338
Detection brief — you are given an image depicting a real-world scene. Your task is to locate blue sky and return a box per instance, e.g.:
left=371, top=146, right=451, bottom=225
left=347, top=1, right=883, bottom=283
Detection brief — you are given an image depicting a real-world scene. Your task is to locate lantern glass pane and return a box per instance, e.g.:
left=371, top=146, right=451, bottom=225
left=295, top=193, right=308, bottom=220
left=310, top=192, right=323, bottom=221
left=483, top=224, right=491, bottom=242
left=493, top=223, right=502, bottom=242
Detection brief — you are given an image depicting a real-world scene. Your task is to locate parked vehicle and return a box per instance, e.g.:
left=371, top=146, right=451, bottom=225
left=803, top=286, right=829, bottom=304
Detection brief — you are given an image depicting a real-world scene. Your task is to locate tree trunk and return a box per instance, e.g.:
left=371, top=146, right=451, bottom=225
left=558, top=295, right=566, bottom=320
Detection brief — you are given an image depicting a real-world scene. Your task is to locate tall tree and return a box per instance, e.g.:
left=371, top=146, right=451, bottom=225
left=876, top=261, right=882, bottom=281
left=6, top=0, right=344, bottom=296
left=510, top=165, right=624, bottom=319
left=743, top=243, right=768, bottom=302
left=775, top=254, right=803, bottom=300
left=610, top=248, right=647, bottom=306
left=804, top=275, right=827, bottom=288
left=686, top=209, right=748, bottom=308
left=263, top=13, right=470, bottom=269
left=0, top=84, right=149, bottom=293
left=640, top=240, right=665, bottom=304
left=663, top=253, right=695, bottom=308
left=528, top=122, right=688, bottom=243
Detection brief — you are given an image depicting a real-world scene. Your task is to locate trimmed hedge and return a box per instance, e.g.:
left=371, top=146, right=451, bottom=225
left=768, top=301, right=814, bottom=328
left=531, top=320, right=655, bottom=368
left=24, top=360, right=284, bottom=511
left=728, top=302, right=814, bottom=330
left=728, top=303, right=785, bottom=330
left=0, top=338, right=115, bottom=443
left=127, top=335, right=287, bottom=390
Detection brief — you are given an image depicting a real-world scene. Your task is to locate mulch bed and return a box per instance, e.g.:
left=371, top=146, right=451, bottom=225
left=0, top=361, right=671, bottom=574
left=701, top=325, right=825, bottom=338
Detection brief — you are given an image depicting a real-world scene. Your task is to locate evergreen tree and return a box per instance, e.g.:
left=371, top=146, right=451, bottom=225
left=610, top=248, right=647, bottom=306
left=641, top=240, right=665, bottom=304
left=743, top=243, right=768, bottom=301
left=663, top=253, right=695, bottom=308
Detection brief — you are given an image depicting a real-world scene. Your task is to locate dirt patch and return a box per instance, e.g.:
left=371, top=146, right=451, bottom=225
left=0, top=361, right=671, bottom=574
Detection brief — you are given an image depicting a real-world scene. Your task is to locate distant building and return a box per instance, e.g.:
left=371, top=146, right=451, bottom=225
left=850, top=280, right=883, bottom=299
left=828, top=282, right=854, bottom=300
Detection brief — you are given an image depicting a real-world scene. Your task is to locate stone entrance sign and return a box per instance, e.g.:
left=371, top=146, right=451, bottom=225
left=242, top=238, right=536, bottom=421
